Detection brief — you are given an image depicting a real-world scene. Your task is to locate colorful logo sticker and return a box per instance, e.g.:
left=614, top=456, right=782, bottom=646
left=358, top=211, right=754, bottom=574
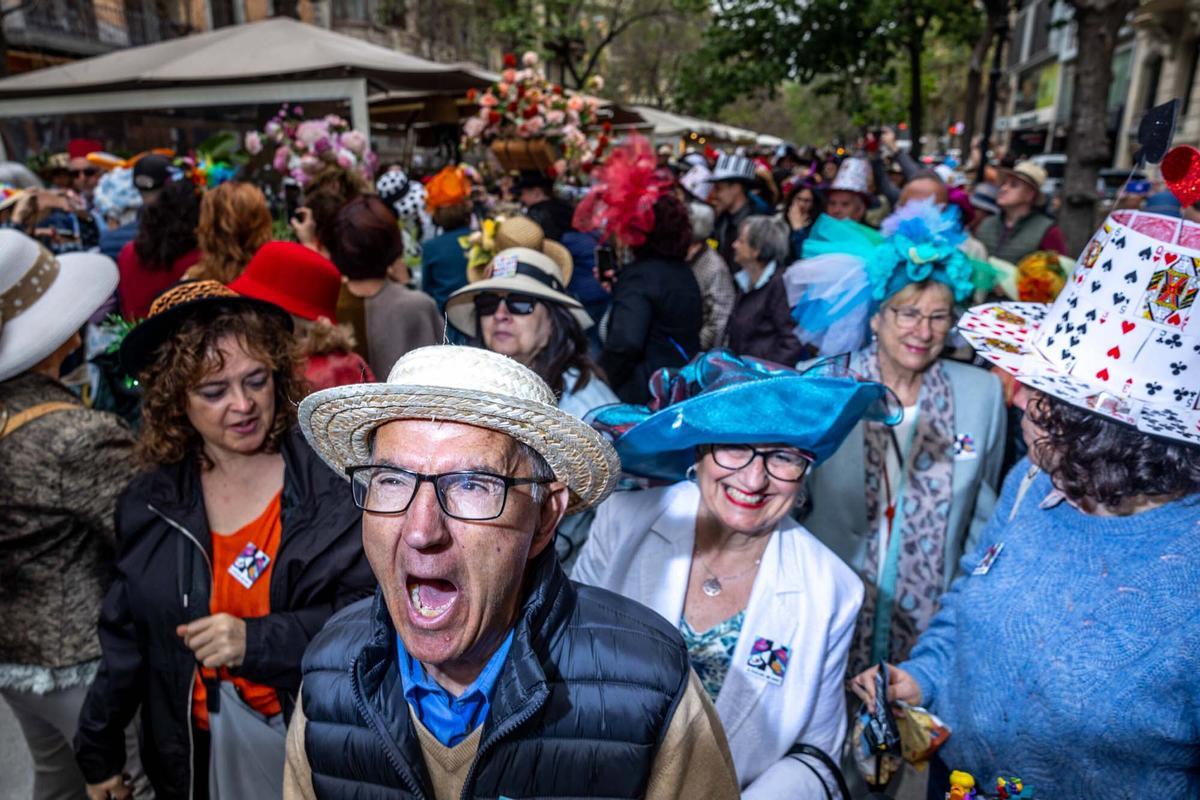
left=746, top=638, right=790, bottom=685
left=972, top=542, right=1005, bottom=576
left=953, top=432, right=977, bottom=460
left=492, top=252, right=519, bottom=278
left=228, top=542, right=271, bottom=589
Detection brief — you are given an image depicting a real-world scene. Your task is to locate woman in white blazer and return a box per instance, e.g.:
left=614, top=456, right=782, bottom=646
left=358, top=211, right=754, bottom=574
left=573, top=349, right=900, bottom=798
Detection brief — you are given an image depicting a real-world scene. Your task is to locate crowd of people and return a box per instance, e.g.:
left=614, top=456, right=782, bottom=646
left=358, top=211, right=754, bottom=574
left=0, top=124, right=1197, bottom=800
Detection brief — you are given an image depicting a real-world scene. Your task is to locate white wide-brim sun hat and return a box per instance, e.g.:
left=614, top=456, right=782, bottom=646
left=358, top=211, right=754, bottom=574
left=445, top=247, right=594, bottom=336
left=299, top=345, right=620, bottom=514
left=0, top=230, right=118, bottom=382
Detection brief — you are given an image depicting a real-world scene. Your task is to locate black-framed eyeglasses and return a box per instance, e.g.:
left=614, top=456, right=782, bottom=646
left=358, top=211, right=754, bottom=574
left=705, top=444, right=814, bottom=482
left=346, top=465, right=553, bottom=520
left=473, top=292, right=540, bottom=317
left=70, top=168, right=97, bottom=177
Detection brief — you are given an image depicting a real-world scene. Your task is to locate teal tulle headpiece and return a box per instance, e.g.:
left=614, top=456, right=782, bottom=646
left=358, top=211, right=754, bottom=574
left=867, top=198, right=977, bottom=303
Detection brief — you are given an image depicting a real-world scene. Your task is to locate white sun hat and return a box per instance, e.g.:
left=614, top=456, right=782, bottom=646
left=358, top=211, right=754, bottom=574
left=0, top=230, right=118, bottom=382
left=299, top=345, right=620, bottom=513
left=445, top=247, right=593, bottom=336
left=960, top=209, right=1200, bottom=445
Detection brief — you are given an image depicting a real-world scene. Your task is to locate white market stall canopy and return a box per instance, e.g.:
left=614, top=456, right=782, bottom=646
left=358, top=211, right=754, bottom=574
left=0, top=17, right=495, bottom=139
left=627, top=104, right=760, bottom=146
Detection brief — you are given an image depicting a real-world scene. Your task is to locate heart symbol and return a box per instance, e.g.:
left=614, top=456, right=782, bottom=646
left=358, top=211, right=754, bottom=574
left=1096, top=368, right=1110, bottom=381
left=1165, top=252, right=1179, bottom=266
left=1122, top=320, right=1136, bottom=333
left=1108, top=346, right=1121, bottom=359
left=1162, top=144, right=1200, bottom=207
left=1168, top=312, right=1183, bottom=325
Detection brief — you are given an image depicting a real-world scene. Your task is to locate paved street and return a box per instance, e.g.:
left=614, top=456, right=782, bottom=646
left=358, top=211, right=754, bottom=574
left=1, top=696, right=32, bottom=799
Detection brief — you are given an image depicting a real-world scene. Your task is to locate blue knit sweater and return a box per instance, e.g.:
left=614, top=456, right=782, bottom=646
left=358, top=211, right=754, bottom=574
left=902, top=458, right=1200, bottom=798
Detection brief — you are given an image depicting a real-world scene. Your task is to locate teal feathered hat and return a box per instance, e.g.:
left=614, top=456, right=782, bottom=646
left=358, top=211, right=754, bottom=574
left=587, top=350, right=901, bottom=481
left=867, top=197, right=988, bottom=303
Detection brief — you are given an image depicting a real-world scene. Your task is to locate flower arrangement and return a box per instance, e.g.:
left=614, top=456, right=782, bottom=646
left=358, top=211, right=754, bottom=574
left=572, top=134, right=670, bottom=247
left=867, top=197, right=978, bottom=303
left=462, top=51, right=610, bottom=176
left=1015, top=250, right=1069, bottom=303
left=246, top=104, right=378, bottom=187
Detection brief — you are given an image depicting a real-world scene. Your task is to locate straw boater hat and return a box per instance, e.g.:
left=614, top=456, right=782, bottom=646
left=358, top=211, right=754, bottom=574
left=448, top=246, right=591, bottom=335
left=960, top=209, right=1200, bottom=445
left=0, top=230, right=117, bottom=382
left=298, top=345, right=620, bottom=514
left=465, top=216, right=572, bottom=284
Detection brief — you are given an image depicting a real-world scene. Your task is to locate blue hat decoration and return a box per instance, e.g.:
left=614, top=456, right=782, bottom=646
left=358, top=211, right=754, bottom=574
left=588, top=350, right=900, bottom=481
left=867, top=197, right=978, bottom=303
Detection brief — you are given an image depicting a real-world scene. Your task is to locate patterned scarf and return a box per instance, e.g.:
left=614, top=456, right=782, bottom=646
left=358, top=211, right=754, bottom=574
left=849, top=341, right=954, bottom=676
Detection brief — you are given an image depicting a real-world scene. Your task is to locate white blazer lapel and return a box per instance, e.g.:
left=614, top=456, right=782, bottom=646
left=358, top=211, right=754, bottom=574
left=636, top=481, right=697, bottom=626
left=716, top=524, right=804, bottom=744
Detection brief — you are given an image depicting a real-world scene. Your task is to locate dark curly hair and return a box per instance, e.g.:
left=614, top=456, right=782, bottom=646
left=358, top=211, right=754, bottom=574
left=135, top=306, right=304, bottom=469
left=783, top=181, right=825, bottom=222
left=478, top=300, right=603, bottom=399
left=133, top=179, right=200, bottom=269
left=634, top=195, right=691, bottom=262
left=1025, top=391, right=1200, bottom=509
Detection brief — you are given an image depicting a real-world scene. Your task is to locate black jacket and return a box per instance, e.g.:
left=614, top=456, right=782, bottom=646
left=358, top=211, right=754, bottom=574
left=600, top=256, right=702, bottom=403
left=300, top=548, right=691, bottom=798
left=74, top=428, right=375, bottom=797
left=726, top=268, right=810, bottom=366
left=525, top=197, right=575, bottom=241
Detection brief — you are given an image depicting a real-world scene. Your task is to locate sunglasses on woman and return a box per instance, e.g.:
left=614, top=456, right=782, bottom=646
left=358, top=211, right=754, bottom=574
left=473, top=292, right=541, bottom=317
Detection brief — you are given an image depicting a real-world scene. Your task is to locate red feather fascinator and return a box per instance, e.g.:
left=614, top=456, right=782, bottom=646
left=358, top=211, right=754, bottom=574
left=572, top=134, right=672, bottom=248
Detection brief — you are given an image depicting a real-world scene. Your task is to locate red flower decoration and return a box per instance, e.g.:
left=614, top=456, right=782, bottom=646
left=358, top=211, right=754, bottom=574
left=466, top=88, right=478, bottom=102
left=572, top=134, right=670, bottom=248
left=503, top=53, right=517, bottom=68
left=522, top=105, right=539, bottom=119
left=488, top=111, right=501, bottom=125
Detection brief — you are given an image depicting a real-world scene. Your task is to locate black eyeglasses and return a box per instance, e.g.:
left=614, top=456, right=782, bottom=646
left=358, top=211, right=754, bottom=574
left=473, top=292, right=540, bottom=317
left=346, top=465, right=552, bottom=520
left=69, top=168, right=97, bottom=177
left=705, top=444, right=814, bottom=482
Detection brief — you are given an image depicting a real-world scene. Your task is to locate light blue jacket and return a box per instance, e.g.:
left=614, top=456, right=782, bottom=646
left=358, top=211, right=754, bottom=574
left=802, top=359, right=1006, bottom=589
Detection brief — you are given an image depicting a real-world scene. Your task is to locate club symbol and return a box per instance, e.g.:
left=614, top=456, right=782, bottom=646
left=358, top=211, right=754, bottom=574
left=1170, top=361, right=1188, bottom=375
left=1160, top=333, right=1184, bottom=349
left=1174, top=388, right=1194, bottom=403
left=1146, top=382, right=1162, bottom=395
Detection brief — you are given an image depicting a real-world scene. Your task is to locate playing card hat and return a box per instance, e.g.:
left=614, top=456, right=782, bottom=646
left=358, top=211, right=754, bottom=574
left=299, top=344, right=620, bottom=513
left=706, top=153, right=756, bottom=185
left=446, top=246, right=591, bottom=335
left=0, top=230, right=117, bottom=382
left=960, top=210, right=1200, bottom=446
left=829, top=157, right=872, bottom=197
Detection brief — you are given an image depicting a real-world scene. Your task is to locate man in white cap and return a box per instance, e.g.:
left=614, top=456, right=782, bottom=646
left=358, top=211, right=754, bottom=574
left=974, top=160, right=1066, bottom=263
left=707, top=153, right=764, bottom=267
left=285, top=346, right=739, bottom=799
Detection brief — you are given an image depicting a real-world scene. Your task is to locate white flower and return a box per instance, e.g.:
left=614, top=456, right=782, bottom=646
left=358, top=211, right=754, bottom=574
left=244, top=131, right=263, bottom=155
left=522, top=51, right=539, bottom=67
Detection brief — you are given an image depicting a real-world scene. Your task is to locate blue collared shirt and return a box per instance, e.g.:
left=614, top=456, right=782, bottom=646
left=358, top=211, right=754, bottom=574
left=396, top=630, right=514, bottom=747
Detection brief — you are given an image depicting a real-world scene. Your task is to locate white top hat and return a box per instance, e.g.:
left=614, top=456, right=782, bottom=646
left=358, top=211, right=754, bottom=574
left=0, top=230, right=117, bottom=382
left=706, top=153, right=756, bottom=185
left=299, top=345, right=621, bottom=513
left=960, top=210, right=1200, bottom=445
left=829, top=158, right=872, bottom=196
left=680, top=163, right=714, bottom=201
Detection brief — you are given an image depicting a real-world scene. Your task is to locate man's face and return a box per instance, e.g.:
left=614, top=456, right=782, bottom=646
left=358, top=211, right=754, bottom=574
left=826, top=190, right=866, bottom=221
left=899, top=177, right=947, bottom=207
left=710, top=181, right=745, bottom=214
left=997, top=175, right=1036, bottom=211
left=363, top=419, right=567, bottom=690
left=518, top=186, right=546, bottom=208
left=67, top=157, right=99, bottom=195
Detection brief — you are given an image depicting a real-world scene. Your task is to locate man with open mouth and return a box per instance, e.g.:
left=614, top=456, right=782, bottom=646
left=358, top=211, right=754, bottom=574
left=284, top=345, right=740, bottom=799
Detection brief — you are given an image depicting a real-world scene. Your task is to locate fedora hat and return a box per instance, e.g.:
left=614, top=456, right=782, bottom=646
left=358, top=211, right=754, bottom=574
left=999, top=160, right=1047, bottom=196
left=960, top=210, right=1200, bottom=446
left=299, top=345, right=619, bottom=513
left=447, top=247, right=592, bottom=335
left=0, top=230, right=117, bottom=382
left=119, top=280, right=293, bottom=377
left=465, top=216, right=573, bottom=284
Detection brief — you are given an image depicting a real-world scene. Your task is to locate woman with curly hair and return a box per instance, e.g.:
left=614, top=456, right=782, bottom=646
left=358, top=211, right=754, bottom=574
left=75, top=281, right=374, bottom=799
left=851, top=212, right=1200, bottom=796
left=116, top=178, right=201, bottom=319
left=186, top=182, right=273, bottom=283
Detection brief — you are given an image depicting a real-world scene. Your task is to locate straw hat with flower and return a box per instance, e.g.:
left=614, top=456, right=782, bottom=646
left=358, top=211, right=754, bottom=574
left=299, top=345, right=619, bottom=513
left=463, top=216, right=573, bottom=284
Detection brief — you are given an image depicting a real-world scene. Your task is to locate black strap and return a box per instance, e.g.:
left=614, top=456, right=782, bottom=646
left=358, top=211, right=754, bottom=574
left=512, top=262, right=565, bottom=293
left=786, top=742, right=852, bottom=800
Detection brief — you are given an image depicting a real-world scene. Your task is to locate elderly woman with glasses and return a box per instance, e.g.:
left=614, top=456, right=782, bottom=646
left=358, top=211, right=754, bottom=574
left=574, top=350, right=899, bottom=798
left=445, top=244, right=618, bottom=420
left=795, top=200, right=1006, bottom=680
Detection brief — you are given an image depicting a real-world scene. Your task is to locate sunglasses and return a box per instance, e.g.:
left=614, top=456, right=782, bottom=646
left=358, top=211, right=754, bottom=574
left=473, top=292, right=540, bottom=317
left=70, top=168, right=97, bottom=177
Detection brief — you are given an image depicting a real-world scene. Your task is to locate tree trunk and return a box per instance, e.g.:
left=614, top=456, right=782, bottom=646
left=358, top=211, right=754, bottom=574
left=1060, top=0, right=1138, bottom=255
left=962, top=11, right=998, bottom=157
left=908, top=29, right=924, bottom=158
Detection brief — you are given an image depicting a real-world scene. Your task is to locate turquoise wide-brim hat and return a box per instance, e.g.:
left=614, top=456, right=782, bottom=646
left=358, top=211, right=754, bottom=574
left=588, top=350, right=901, bottom=481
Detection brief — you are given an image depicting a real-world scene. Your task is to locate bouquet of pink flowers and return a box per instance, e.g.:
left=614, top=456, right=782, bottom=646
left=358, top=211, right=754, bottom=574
left=245, top=104, right=378, bottom=186
left=463, top=51, right=609, bottom=176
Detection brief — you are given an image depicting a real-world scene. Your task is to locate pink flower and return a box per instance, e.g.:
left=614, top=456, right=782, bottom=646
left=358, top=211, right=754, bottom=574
left=312, top=136, right=333, bottom=156
left=522, top=51, right=539, bottom=67
left=502, top=68, right=517, bottom=84
left=295, top=120, right=328, bottom=148
left=567, top=95, right=585, bottom=112
left=340, top=129, right=367, bottom=156
left=293, top=105, right=304, bottom=115
left=496, top=82, right=510, bottom=97
left=479, top=92, right=499, bottom=108
left=336, top=149, right=356, bottom=170
left=463, top=116, right=486, bottom=138
left=545, top=109, right=565, bottom=126
left=299, top=154, right=322, bottom=173
left=272, top=146, right=290, bottom=172
left=553, top=158, right=567, bottom=175
left=264, top=120, right=281, bottom=139
left=244, top=131, right=263, bottom=155
left=324, top=114, right=347, bottom=128
left=525, top=115, right=545, bottom=134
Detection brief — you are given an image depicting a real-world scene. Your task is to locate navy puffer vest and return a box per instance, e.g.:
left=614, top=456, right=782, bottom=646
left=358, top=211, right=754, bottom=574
left=300, top=550, right=691, bottom=799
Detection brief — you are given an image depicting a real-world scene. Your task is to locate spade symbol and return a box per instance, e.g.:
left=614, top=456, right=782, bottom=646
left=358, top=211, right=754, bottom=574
left=1047, top=336, right=1056, bottom=346
left=1078, top=323, right=1089, bottom=335
left=1113, top=292, right=1128, bottom=305
left=1139, top=247, right=1152, bottom=260
left=1124, top=271, right=1138, bottom=284
left=1085, top=309, right=1097, bottom=321
left=1069, top=296, right=1079, bottom=308
left=1061, top=349, right=1073, bottom=361
left=1070, top=336, right=1081, bottom=347
left=1101, top=259, right=1113, bottom=272
left=1114, top=236, right=1127, bottom=249
left=1066, top=322, right=1075, bottom=332
left=1055, top=322, right=1064, bottom=333
left=1091, top=280, right=1102, bottom=293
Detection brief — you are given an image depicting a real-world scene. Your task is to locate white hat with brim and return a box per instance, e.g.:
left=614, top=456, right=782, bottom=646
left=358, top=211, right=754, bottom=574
left=445, top=247, right=594, bottom=335
left=960, top=210, right=1200, bottom=446
left=0, top=230, right=117, bottom=382
left=298, top=345, right=620, bottom=514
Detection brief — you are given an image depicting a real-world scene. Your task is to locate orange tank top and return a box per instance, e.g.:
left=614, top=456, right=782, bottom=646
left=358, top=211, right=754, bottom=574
left=191, top=491, right=283, bottom=730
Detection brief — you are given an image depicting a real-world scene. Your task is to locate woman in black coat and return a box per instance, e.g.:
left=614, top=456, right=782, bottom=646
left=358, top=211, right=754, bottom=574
left=726, top=215, right=809, bottom=366
left=599, top=195, right=703, bottom=403
left=75, top=282, right=374, bottom=799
